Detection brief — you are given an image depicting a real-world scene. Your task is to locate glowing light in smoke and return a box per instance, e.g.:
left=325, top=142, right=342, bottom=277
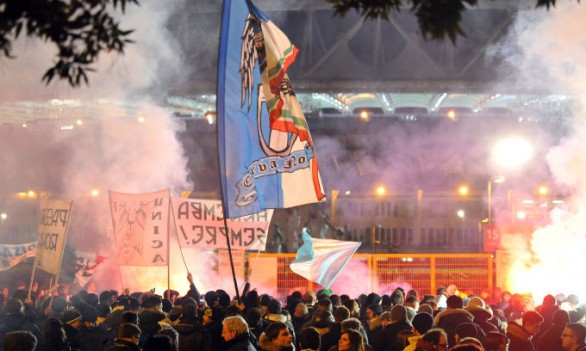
left=456, top=209, right=466, bottom=218
left=458, top=185, right=469, bottom=196
left=91, top=189, right=100, bottom=197
left=492, top=137, right=534, bottom=170
left=447, top=110, right=457, bottom=121
left=0, top=213, right=7, bottom=220
left=345, top=190, right=351, bottom=195
left=538, top=185, right=549, bottom=196
left=516, top=210, right=527, bottom=220
left=359, top=110, right=369, bottom=121
left=137, top=116, right=145, bottom=123
left=376, top=186, right=386, bottom=196
left=76, top=119, right=83, bottom=126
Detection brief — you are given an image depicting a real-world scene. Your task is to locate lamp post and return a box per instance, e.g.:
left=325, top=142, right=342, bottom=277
left=487, top=176, right=505, bottom=225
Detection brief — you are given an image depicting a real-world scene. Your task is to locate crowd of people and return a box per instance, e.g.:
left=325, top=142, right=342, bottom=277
left=0, top=276, right=585, bottom=351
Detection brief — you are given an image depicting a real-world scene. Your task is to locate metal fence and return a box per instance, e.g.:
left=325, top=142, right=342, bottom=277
left=246, top=253, right=493, bottom=300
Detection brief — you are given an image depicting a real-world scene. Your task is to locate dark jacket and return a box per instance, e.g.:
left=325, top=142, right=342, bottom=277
left=435, top=308, right=474, bottom=347
left=137, top=309, right=167, bottom=339
left=0, top=314, right=42, bottom=349
left=224, top=332, right=257, bottom=351
left=78, top=324, right=109, bottom=351
left=105, top=339, right=141, bottom=351
left=383, top=320, right=413, bottom=351
left=507, top=321, right=535, bottom=351
left=175, top=317, right=214, bottom=351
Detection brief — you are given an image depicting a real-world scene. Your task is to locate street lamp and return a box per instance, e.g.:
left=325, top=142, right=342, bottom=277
left=487, top=176, right=505, bottom=225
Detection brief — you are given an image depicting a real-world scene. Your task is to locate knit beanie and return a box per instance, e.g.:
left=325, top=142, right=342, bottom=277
left=412, top=312, right=434, bottom=334
left=418, top=304, right=434, bottom=316
left=62, top=310, right=82, bottom=325
left=390, top=304, right=407, bottom=322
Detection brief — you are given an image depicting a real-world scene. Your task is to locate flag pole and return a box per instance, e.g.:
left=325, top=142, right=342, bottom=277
left=171, top=204, right=190, bottom=274
left=221, top=217, right=240, bottom=303
left=166, top=195, right=171, bottom=299
left=216, top=0, right=240, bottom=304
left=108, top=191, right=126, bottom=294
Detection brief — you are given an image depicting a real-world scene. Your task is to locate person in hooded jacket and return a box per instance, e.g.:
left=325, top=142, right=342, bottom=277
left=0, top=298, right=42, bottom=349
left=78, top=307, right=109, bottom=351
left=465, top=297, right=499, bottom=336
left=174, top=301, right=214, bottom=351
left=507, top=311, right=543, bottom=351
left=537, top=309, right=570, bottom=351
left=37, top=317, right=74, bottom=351
left=265, top=299, right=296, bottom=347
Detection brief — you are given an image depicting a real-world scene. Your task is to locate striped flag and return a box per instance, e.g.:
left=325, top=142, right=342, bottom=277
left=290, top=228, right=361, bottom=289
left=217, top=0, right=325, bottom=218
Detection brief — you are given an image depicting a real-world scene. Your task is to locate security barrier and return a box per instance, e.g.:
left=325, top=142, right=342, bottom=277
left=246, top=253, right=492, bottom=300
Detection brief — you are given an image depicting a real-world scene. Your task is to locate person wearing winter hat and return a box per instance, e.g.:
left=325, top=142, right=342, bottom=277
left=2, top=331, right=37, bottom=351
left=0, top=299, right=42, bottom=350
left=435, top=295, right=474, bottom=347
left=454, top=322, right=485, bottom=345
left=377, top=305, right=412, bottom=351
left=404, top=312, right=435, bottom=351
left=466, top=297, right=498, bottom=335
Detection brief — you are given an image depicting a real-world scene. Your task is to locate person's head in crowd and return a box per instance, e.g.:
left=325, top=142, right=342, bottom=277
left=303, top=291, right=317, bottom=306
left=330, top=294, right=341, bottom=308
left=458, top=337, right=483, bottom=348
left=161, top=299, right=173, bottom=313
left=225, top=305, right=240, bottom=317
left=243, top=289, right=259, bottom=309
left=561, top=323, right=586, bottom=351
left=118, top=323, right=142, bottom=345
left=245, top=308, right=263, bottom=329
left=341, top=318, right=362, bottom=333
left=259, top=294, right=272, bottom=307
left=124, top=297, right=140, bottom=312
left=143, top=295, right=163, bottom=311
left=552, top=309, right=571, bottom=327
left=366, top=293, right=382, bottom=307
left=143, top=335, right=176, bottom=351
left=380, top=312, right=393, bottom=328
left=342, top=299, right=360, bottom=318
left=390, top=289, right=405, bottom=306
left=421, top=295, right=435, bottom=304
left=222, top=315, right=249, bottom=342
left=366, top=304, right=383, bottom=321
left=62, top=310, right=82, bottom=329
left=419, top=328, right=449, bottom=351
left=294, top=301, right=309, bottom=318
left=82, top=307, right=98, bottom=327
left=407, top=289, right=418, bottom=299
left=316, top=298, right=333, bottom=313
left=357, top=294, right=367, bottom=307
left=317, top=288, right=332, bottom=301
left=522, top=311, right=544, bottom=336
left=97, top=303, right=111, bottom=323
left=2, top=331, right=37, bottom=351
left=450, top=344, right=483, bottom=351
left=217, top=290, right=231, bottom=308
left=412, top=312, right=434, bottom=335
left=482, top=332, right=508, bottom=351
left=203, top=306, right=223, bottom=326
left=263, top=322, right=293, bottom=348
left=41, top=318, right=67, bottom=346
left=455, top=322, right=483, bottom=344
left=334, top=306, right=350, bottom=323
left=419, top=303, right=434, bottom=316
left=5, top=298, right=24, bottom=316
left=299, top=327, right=321, bottom=351
left=312, top=310, right=334, bottom=328
left=85, top=293, right=99, bottom=308
left=204, top=290, right=219, bottom=307
left=447, top=295, right=464, bottom=309
left=99, top=290, right=114, bottom=306
left=338, top=328, right=364, bottom=351
left=157, top=327, right=179, bottom=349
left=391, top=304, right=408, bottom=323
left=180, top=302, right=197, bottom=321
left=381, top=295, right=392, bottom=309
left=405, top=295, right=420, bottom=311
left=405, top=306, right=417, bottom=322
left=268, top=298, right=283, bottom=315
left=121, top=311, right=139, bottom=325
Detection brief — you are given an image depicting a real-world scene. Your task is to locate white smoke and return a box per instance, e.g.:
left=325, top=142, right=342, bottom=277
left=494, top=2, right=586, bottom=302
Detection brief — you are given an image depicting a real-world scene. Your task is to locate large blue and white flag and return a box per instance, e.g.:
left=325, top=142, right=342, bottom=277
left=290, top=228, right=361, bottom=289
left=217, top=0, right=325, bottom=218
